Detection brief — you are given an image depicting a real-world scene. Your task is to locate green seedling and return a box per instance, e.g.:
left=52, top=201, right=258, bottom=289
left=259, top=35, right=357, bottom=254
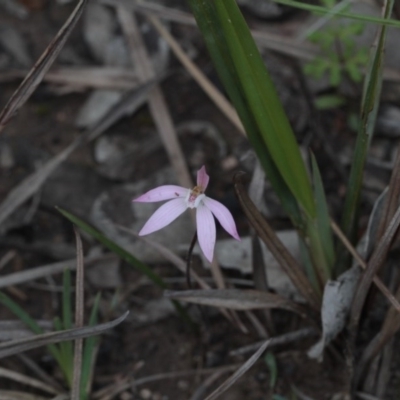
left=0, top=273, right=101, bottom=399
left=314, top=94, right=346, bottom=110
left=304, top=0, right=369, bottom=87
left=265, top=351, right=278, bottom=390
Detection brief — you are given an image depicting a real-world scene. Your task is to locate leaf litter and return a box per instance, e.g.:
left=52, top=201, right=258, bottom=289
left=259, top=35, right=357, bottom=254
left=2, top=0, right=400, bottom=398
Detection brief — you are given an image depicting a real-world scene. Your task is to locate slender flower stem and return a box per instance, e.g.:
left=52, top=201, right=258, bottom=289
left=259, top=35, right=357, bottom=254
left=186, top=232, right=198, bottom=289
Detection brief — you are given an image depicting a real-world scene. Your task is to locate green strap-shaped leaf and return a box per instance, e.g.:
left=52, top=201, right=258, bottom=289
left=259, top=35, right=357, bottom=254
left=214, top=0, right=316, bottom=218
left=187, top=0, right=303, bottom=226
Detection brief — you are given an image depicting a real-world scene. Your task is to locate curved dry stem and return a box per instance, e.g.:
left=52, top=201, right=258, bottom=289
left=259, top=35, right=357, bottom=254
left=233, top=172, right=320, bottom=310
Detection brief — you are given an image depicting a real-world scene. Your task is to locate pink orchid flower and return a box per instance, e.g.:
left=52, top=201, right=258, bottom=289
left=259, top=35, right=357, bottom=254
left=133, top=166, right=240, bottom=262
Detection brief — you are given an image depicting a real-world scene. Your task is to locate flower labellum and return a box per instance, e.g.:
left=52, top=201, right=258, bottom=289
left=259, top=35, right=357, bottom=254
left=133, top=166, right=240, bottom=262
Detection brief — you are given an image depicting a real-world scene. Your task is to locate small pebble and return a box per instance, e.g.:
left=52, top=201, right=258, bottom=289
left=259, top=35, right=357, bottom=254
left=0, top=143, right=14, bottom=169
left=177, top=380, right=189, bottom=390
left=140, top=388, right=152, bottom=399
left=221, top=155, right=238, bottom=171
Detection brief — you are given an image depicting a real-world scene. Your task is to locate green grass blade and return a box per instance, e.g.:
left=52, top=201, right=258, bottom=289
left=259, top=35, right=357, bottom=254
left=300, top=155, right=336, bottom=286
left=340, top=0, right=395, bottom=258
left=63, top=269, right=72, bottom=329
left=186, top=0, right=303, bottom=226
left=311, top=155, right=335, bottom=270
left=272, top=0, right=400, bottom=28
left=0, top=291, right=62, bottom=365
left=264, top=352, right=278, bottom=389
left=214, top=0, right=315, bottom=218
left=57, top=208, right=166, bottom=288
left=0, top=291, right=44, bottom=334
left=54, top=316, right=73, bottom=387
left=62, top=269, right=74, bottom=386
left=298, top=237, right=320, bottom=294
left=80, top=292, right=101, bottom=400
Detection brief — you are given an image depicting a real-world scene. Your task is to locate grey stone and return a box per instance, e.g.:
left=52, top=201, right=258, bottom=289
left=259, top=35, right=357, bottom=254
left=83, top=3, right=116, bottom=64
left=0, top=25, right=32, bottom=67
left=75, top=89, right=123, bottom=129
left=191, top=231, right=301, bottom=300
left=377, top=105, right=400, bottom=138
left=86, top=255, right=122, bottom=288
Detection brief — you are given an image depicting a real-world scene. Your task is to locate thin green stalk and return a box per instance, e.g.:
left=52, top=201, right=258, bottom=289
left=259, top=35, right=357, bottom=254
left=80, top=292, right=101, bottom=400
left=309, top=154, right=335, bottom=283
left=272, top=0, right=400, bottom=28
left=307, top=220, right=331, bottom=285
left=62, top=269, right=73, bottom=330
left=0, top=291, right=63, bottom=366
left=54, top=316, right=73, bottom=386
left=299, top=237, right=320, bottom=295
left=339, top=0, right=394, bottom=273
left=62, top=269, right=74, bottom=387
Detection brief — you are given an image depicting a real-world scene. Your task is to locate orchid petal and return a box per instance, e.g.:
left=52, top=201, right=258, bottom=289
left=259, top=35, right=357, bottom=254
left=196, top=203, right=216, bottom=263
left=202, top=197, right=240, bottom=240
left=197, top=166, right=210, bottom=191
left=138, top=198, right=187, bottom=235
left=133, top=185, right=188, bottom=203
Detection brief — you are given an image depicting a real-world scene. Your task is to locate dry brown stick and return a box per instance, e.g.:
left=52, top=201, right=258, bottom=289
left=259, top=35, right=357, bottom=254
left=330, top=220, right=400, bottom=312
left=357, top=272, right=400, bottom=379
left=0, top=312, right=129, bottom=359
left=375, top=337, right=393, bottom=398
left=147, top=15, right=244, bottom=134
left=0, top=366, right=60, bottom=395
left=350, top=203, right=400, bottom=331
left=0, top=0, right=87, bottom=133
left=0, top=255, right=115, bottom=289
left=190, top=369, right=229, bottom=400
left=0, top=139, right=80, bottom=227
left=229, top=327, right=317, bottom=356
left=17, top=353, right=64, bottom=393
left=0, top=251, right=16, bottom=271
left=116, top=7, right=192, bottom=188
left=376, top=146, right=400, bottom=243
left=234, top=172, right=320, bottom=310
left=204, top=339, right=270, bottom=400
left=0, top=67, right=140, bottom=89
